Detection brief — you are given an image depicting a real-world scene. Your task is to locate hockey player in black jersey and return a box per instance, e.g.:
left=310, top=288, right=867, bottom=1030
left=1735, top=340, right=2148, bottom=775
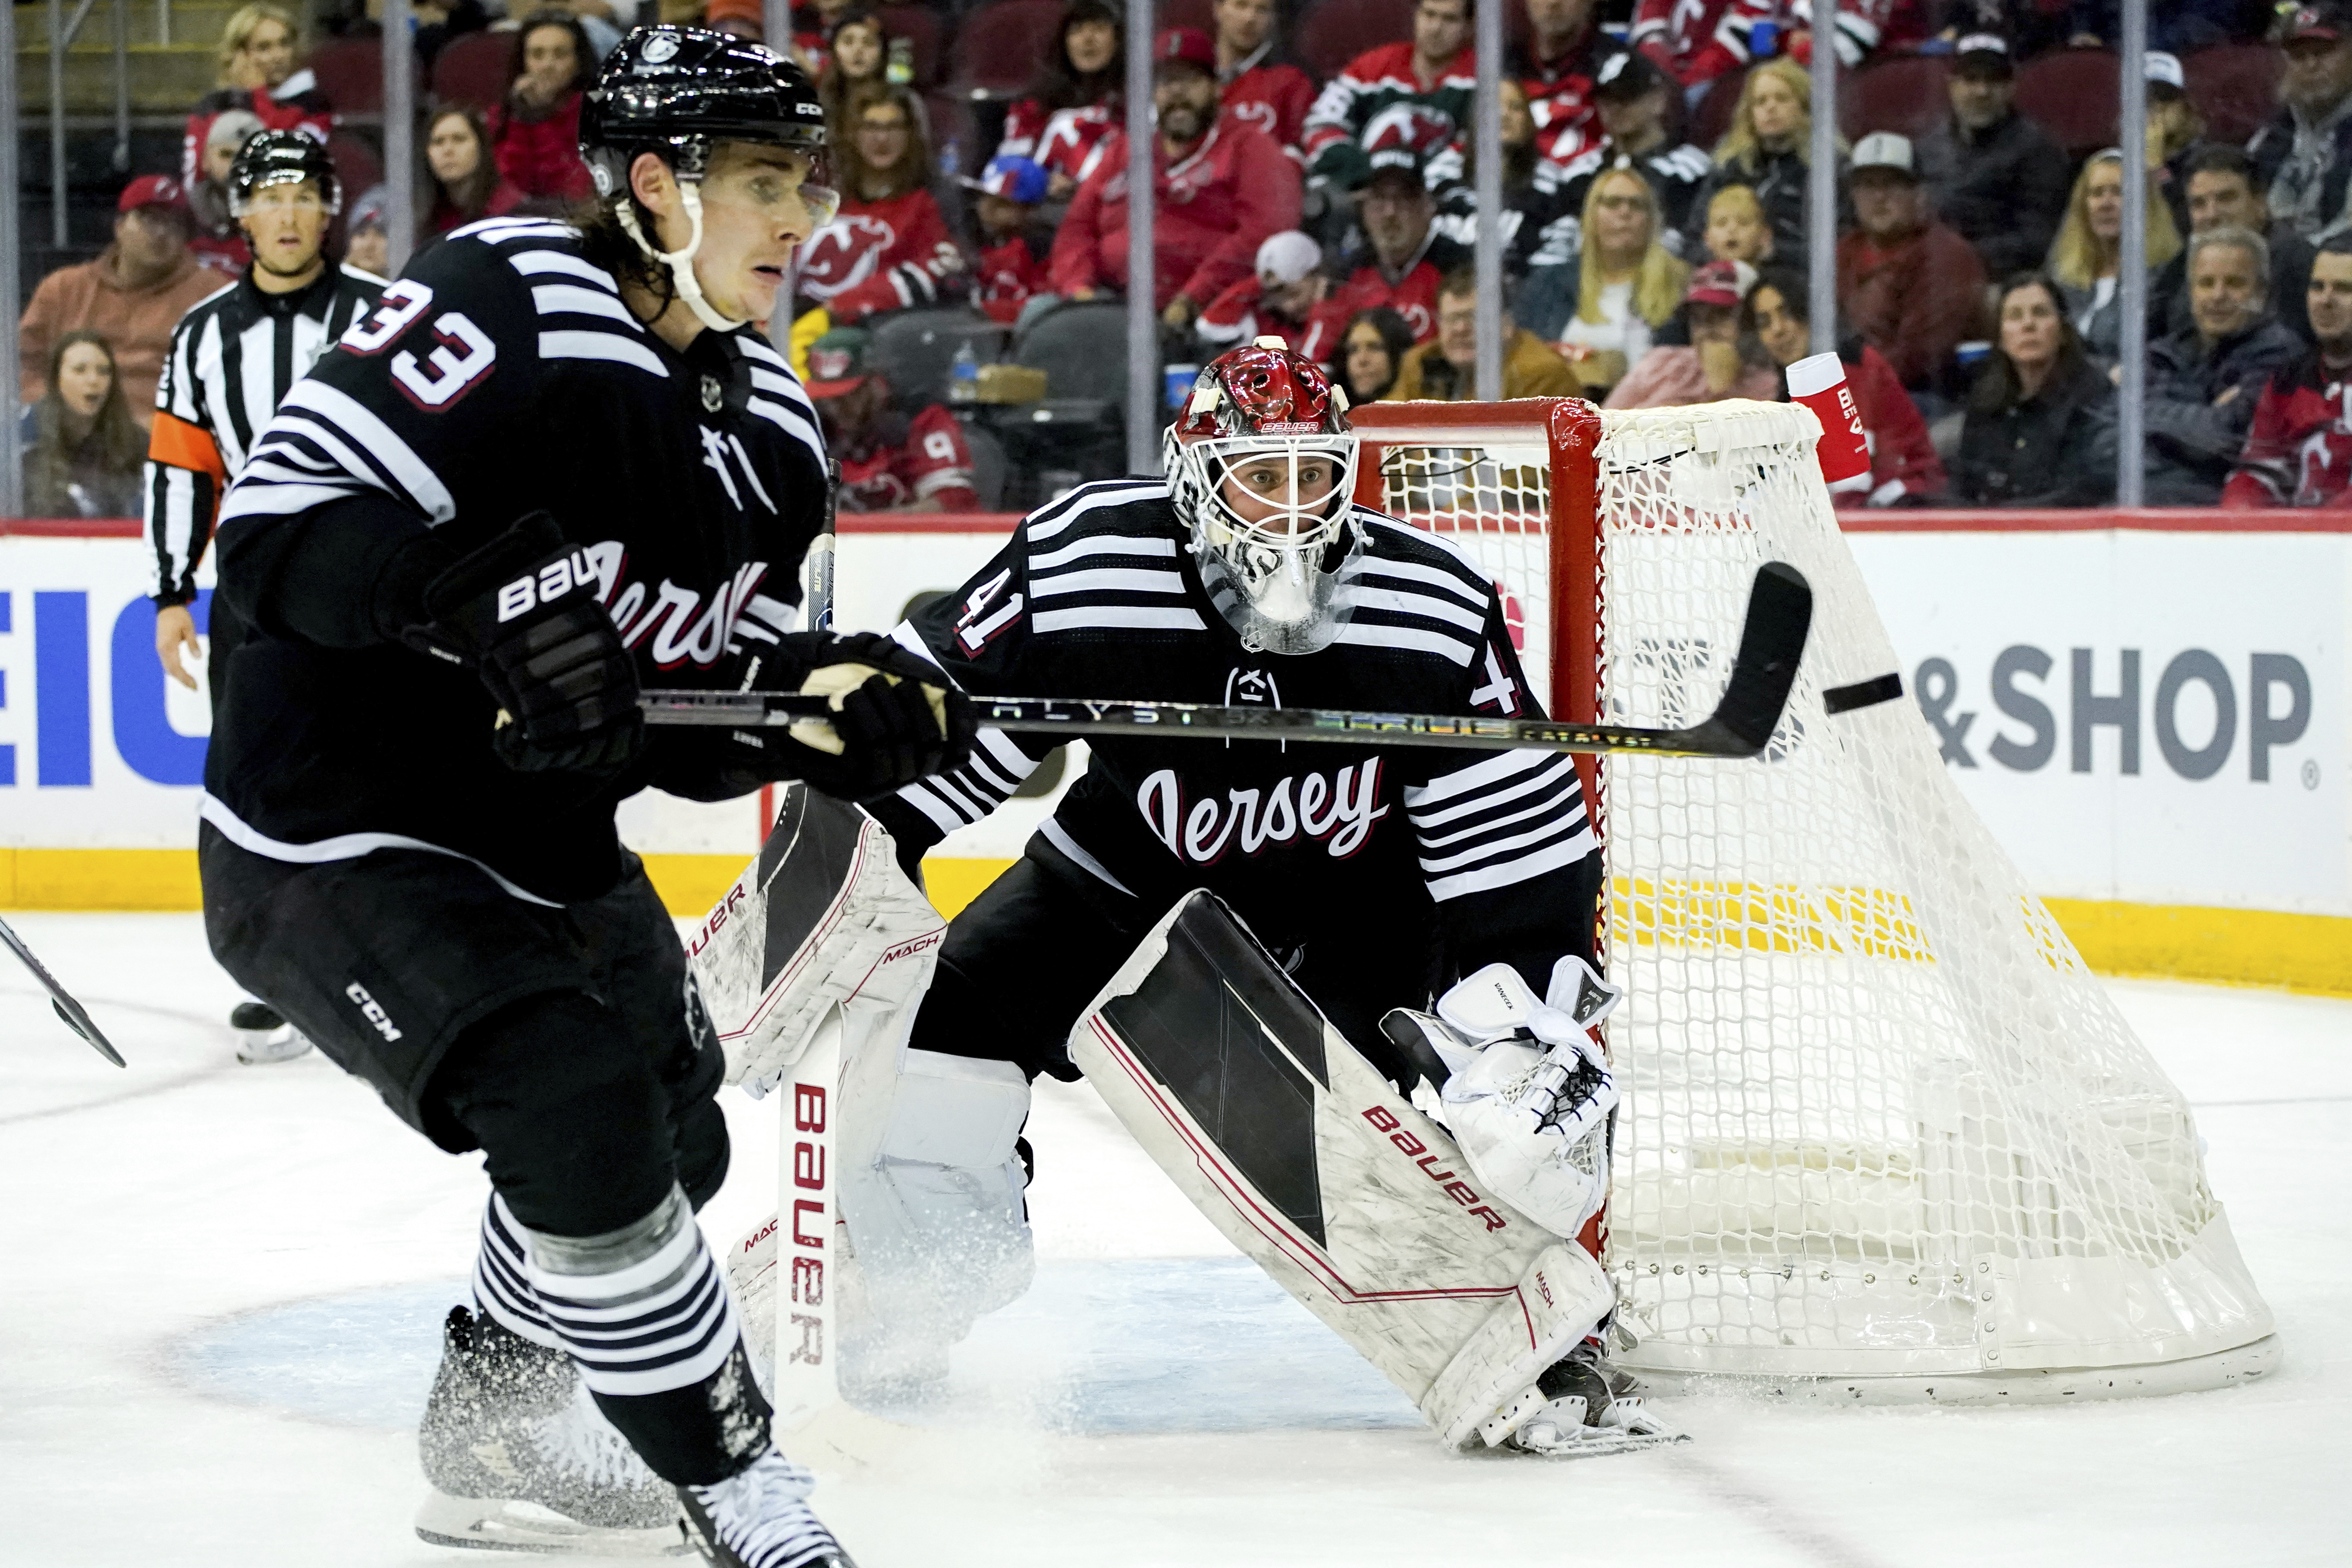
left=810, top=340, right=1649, bottom=1453
left=146, top=129, right=384, bottom=1064
left=199, top=28, right=974, bottom=1566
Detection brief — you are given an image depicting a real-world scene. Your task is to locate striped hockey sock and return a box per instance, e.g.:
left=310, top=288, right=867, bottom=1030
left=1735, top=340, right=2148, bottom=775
left=520, top=1185, right=772, bottom=1485
left=471, top=1192, right=562, bottom=1348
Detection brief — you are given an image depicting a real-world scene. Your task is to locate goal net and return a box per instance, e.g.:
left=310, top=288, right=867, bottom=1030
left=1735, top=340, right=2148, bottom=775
left=1348, top=398, right=2276, bottom=1401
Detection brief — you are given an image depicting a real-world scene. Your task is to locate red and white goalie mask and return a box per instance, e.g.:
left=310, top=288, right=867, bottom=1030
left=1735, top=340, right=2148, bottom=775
left=1163, top=339, right=1365, bottom=654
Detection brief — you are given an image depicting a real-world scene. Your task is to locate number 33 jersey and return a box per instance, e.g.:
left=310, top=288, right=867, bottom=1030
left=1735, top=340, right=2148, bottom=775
left=205, top=216, right=831, bottom=904
left=866, top=479, right=1601, bottom=992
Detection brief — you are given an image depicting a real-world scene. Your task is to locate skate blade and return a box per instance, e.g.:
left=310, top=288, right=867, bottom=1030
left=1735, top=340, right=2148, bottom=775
left=236, top=1027, right=313, bottom=1065
left=413, top=1490, right=689, bottom=1555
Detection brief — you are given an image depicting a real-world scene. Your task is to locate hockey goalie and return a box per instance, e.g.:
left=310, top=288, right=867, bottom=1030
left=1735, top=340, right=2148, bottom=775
left=705, top=339, right=1684, bottom=1463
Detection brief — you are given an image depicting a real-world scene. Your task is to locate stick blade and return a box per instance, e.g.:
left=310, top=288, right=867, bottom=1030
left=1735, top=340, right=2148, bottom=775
left=54, top=997, right=127, bottom=1067
left=1704, top=561, right=1813, bottom=756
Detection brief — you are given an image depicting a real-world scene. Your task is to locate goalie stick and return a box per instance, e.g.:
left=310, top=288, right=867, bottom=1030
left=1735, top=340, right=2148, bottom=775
left=0, top=915, right=126, bottom=1066
left=644, top=562, right=1854, bottom=758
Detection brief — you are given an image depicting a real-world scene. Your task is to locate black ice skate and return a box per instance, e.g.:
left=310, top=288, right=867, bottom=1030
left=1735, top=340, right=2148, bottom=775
left=678, top=1452, right=855, bottom=1568
left=229, top=1000, right=311, bottom=1065
left=1499, top=1340, right=1689, bottom=1458
left=414, top=1305, right=688, bottom=1554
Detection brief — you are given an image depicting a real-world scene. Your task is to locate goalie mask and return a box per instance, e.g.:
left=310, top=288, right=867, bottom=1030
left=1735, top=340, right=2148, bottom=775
left=1164, top=339, right=1365, bottom=655
left=580, top=25, right=838, bottom=332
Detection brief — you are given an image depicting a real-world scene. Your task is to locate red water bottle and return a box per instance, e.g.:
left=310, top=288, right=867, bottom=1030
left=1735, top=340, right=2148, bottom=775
left=1786, top=352, right=1872, bottom=485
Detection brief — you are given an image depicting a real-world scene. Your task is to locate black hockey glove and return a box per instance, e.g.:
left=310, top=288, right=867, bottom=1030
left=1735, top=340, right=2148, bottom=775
left=396, top=513, right=644, bottom=774
left=763, top=630, right=977, bottom=801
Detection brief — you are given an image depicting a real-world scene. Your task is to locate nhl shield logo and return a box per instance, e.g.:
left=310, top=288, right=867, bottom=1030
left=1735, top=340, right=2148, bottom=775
left=701, top=374, right=723, bottom=412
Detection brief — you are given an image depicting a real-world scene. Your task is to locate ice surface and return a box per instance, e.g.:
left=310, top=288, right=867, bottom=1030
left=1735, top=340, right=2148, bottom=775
left=3, top=912, right=2348, bottom=1567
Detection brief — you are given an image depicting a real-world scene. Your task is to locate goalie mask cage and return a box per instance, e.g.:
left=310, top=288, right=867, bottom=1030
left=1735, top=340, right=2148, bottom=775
left=1347, top=399, right=2277, bottom=1403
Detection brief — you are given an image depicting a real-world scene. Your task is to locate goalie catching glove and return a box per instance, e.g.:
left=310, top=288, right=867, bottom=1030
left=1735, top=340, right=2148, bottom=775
left=1385, top=956, right=1624, bottom=1242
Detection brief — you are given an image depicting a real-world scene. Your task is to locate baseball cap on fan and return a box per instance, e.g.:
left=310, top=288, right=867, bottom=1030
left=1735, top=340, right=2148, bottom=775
left=1363, top=141, right=1427, bottom=193
left=1592, top=49, right=1664, bottom=101
left=2285, top=3, right=2352, bottom=42
left=1850, top=132, right=1918, bottom=180
left=117, top=173, right=188, bottom=214
left=804, top=327, right=875, bottom=399
left=1153, top=26, right=1217, bottom=76
left=1951, top=33, right=2012, bottom=78
left=961, top=154, right=1047, bottom=204
left=2143, top=50, right=2186, bottom=96
left=1683, top=260, right=1747, bottom=311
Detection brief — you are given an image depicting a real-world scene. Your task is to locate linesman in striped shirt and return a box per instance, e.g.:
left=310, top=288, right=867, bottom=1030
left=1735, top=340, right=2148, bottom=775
left=144, top=129, right=384, bottom=1062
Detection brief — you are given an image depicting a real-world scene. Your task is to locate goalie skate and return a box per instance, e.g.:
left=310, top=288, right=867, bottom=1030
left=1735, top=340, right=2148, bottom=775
left=1482, top=1343, right=1689, bottom=1459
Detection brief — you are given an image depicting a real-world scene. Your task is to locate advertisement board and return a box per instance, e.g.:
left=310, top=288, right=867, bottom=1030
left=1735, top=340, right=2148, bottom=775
left=3, top=514, right=2346, bottom=990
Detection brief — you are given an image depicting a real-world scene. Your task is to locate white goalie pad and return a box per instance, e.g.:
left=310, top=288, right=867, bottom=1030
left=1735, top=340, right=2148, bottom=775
left=686, top=783, right=947, bottom=1095
left=1069, top=892, right=1616, bottom=1449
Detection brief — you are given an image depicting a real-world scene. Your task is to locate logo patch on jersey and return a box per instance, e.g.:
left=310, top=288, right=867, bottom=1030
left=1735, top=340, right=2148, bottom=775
left=1138, top=760, right=1388, bottom=865
left=701, top=374, right=724, bottom=412
left=1225, top=667, right=1280, bottom=707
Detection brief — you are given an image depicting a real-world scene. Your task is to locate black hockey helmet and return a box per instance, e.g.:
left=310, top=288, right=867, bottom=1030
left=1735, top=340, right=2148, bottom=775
left=227, top=128, right=340, bottom=217
left=580, top=25, right=831, bottom=204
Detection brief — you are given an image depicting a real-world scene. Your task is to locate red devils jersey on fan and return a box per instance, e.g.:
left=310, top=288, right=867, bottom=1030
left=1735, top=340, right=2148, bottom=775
left=867, top=479, right=1597, bottom=993
left=835, top=404, right=979, bottom=512
left=973, top=231, right=1051, bottom=323
left=794, top=188, right=965, bottom=324
left=181, top=72, right=333, bottom=187
left=1628, top=0, right=1759, bottom=85
left=2223, top=354, right=2352, bottom=509
left=1510, top=29, right=1627, bottom=165
left=997, top=98, right=1121, bottom=190
left=205, top=218, right=830, bottom=903
left=1309, top=231, right=1469, bottom=346
left=1195, top=277, right=1330, bottom=358
left=1048, top=122, right=1303, bottom=312
left=1221, top=44, right=1316, bottom=156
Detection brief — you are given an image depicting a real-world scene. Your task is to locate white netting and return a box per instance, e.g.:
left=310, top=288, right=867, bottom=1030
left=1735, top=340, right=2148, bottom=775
left=1372, top=400, right=2272, bottom=1383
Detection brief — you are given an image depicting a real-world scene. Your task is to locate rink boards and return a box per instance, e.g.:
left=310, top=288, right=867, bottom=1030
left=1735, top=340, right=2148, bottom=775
left=0, top=511, right=2346, bottom=991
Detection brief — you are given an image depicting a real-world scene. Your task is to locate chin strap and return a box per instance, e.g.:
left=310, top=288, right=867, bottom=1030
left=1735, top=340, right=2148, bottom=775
left=613, top=180, right=743, bottom=334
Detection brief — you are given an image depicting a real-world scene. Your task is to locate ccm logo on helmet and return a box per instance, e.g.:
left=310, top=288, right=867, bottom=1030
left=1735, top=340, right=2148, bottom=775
left=496, top=551, right=597, bottom=622
left=345, top=982, right=403, bottom=1042
left=1361, top=1105, right=1508, bottom=1232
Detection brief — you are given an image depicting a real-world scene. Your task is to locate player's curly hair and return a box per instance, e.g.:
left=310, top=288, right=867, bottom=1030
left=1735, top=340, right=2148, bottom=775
left=570, top=194, right=676, bottom=317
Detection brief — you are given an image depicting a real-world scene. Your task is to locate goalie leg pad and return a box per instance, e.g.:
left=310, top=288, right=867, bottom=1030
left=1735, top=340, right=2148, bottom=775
left=837, top=1048, right=1035, bottom=1384
left=687, top=785, right=946, bottom=1096
left=1071, top=892, right=1598, bottom=1449
left=1424, top=1241, right=1614, bottom=1448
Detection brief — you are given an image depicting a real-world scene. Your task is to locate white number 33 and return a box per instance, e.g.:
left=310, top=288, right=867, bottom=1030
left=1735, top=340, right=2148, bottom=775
left=390, top=313, right=496, bottom=408
left=340, top=280, right=496, bottom=409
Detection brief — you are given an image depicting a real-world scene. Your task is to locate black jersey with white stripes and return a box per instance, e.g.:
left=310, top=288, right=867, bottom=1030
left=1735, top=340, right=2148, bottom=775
left=146, top=263, right=385, bottom=607
left=867, top=480, right=1598, bottom=994
left=205, top=217, right=829, bottom=904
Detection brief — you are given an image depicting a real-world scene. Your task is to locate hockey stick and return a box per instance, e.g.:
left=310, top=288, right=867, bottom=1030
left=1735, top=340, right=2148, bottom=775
left=807, top=459, right=840, bottom=635
left=0, top=916, right=126, bottom=1066
left=646, top=560, right=1819, bottom=760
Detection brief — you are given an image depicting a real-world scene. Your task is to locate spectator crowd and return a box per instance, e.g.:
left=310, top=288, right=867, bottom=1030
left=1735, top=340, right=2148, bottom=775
left=22, top=0, right=2352, bottom=515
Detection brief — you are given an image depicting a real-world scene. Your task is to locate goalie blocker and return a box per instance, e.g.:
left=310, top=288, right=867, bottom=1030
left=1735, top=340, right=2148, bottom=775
left=1072, top=891, right=1676, bottom=1453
